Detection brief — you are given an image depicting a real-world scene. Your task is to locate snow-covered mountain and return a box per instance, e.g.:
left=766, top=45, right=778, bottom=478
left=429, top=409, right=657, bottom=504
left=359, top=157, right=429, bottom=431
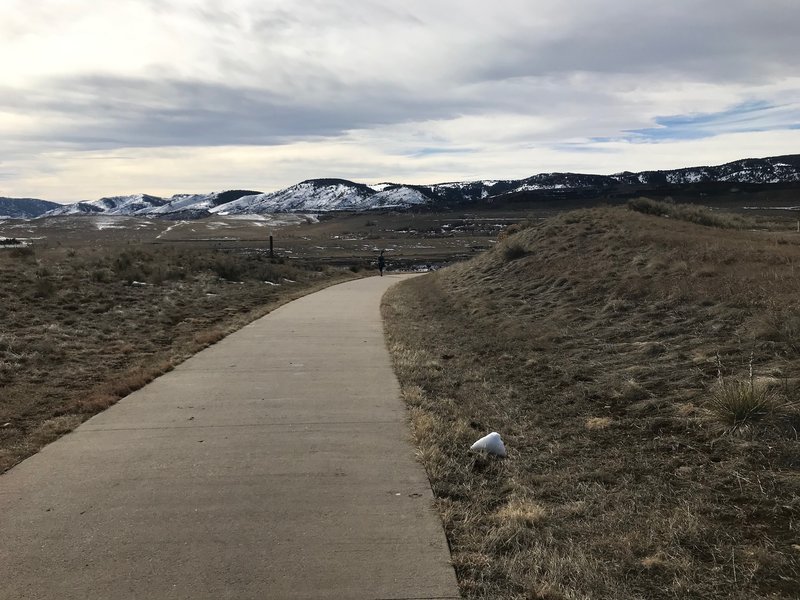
left=45, top=194, right=167, bottom=216
left=611, top=156, right=800, bottom=186
left=30, top=154, right=800, bottom=220
left=212, top=180, right=376, bottom=214
left=44, top=190, right=262, bottom=219
left=212, top=180, right=432, bottom=215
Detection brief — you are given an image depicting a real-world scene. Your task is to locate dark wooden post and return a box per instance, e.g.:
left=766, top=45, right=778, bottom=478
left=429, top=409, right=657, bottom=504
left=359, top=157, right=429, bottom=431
left=269, top=235, right=274, bottom=259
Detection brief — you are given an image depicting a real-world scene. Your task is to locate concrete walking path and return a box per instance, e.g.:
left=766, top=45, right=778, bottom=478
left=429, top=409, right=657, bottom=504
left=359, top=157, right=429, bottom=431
left=0, top=275, right=460, bottom=600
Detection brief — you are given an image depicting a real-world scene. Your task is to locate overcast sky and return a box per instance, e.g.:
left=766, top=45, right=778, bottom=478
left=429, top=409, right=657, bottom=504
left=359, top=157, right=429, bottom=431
left=2, top=0, right=799, bottom=202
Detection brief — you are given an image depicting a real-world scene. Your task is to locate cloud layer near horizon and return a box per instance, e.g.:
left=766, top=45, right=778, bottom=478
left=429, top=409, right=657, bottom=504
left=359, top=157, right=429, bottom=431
left=2, top=0, right=799, bottom=201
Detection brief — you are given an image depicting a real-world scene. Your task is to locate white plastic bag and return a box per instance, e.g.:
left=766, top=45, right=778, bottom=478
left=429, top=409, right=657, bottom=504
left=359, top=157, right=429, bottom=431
left=470, top=432, right=506, bottom=457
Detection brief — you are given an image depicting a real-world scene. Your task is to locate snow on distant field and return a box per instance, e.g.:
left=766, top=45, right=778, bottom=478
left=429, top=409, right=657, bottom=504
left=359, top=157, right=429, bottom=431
left=224, top=214, right=270, bottom=221
left=156, top=221, right=186, bottom=239
left=94, top=218, right=128, bottom=230
left=742, top=206, right=800, bottom=210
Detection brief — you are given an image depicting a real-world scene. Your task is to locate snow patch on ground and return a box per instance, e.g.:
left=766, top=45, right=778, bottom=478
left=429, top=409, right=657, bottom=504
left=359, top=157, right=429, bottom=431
left=94, top=218, right=128, bottom=230
left=224, top=214, right=269, bottom=221
left=742, top=206, right=800, bottom=211
left=156, top=221, right=186, bottom=239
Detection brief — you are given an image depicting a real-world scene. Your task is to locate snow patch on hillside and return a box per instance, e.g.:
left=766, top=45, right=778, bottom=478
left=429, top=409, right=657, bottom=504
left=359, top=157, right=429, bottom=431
left=370, top=187, right=430, bottom=207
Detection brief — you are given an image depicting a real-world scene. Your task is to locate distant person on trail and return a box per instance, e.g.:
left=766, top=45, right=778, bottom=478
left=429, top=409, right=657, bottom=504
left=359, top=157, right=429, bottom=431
left=378, top=250, right=386, bottom=276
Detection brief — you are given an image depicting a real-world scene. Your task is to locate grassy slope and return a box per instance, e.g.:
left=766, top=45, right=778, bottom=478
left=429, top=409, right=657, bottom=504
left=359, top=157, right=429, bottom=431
left=383, top=206, right=799, bottom=599
left=0, top=244, right=357, bottom=473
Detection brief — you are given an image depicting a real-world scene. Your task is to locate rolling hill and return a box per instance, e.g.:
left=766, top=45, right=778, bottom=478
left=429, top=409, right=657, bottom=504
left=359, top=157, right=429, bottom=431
left=0, top=197, right=61, bottom=219
left=6, top=153, right=796, bottom=220
left=383, top=202, right=800, bottom=599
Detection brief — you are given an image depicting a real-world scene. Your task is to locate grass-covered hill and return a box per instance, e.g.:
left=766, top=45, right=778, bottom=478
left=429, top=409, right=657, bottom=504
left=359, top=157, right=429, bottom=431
left=383, top=202, right=800, bottom=599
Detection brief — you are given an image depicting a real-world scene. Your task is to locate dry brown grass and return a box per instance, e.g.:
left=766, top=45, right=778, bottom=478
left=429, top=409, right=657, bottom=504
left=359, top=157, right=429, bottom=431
left=383, top=206, right=800, bottom=599
left=627, top=197, right=751, bottom=229
left=0, top=243, right=357, bottom=472
left=584, top=416, right=613, bottom=430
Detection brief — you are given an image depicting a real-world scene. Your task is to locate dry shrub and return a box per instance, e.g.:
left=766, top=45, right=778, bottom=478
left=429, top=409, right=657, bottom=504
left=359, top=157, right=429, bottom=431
left=502, top=239, right=529, bottom=261
left=194, top=328, right=226, bottom=347
left=498, top=219, right=538, bottom=241
left=66, top=361, right=179, bottom=416
left=756, top=310, right=800, bottom=352
left=75, top=393, right=117, bottom=413
left=114, top=362, right=174, bottom=396
left=211, top=256, right=244, bottom=281
left=627, top=197, right=749, bottom=229
left=707, top=378, right=787, bottom=428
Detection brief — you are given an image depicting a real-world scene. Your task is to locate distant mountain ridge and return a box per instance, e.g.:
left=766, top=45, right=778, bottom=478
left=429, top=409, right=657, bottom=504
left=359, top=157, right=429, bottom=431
left=0, top=197, right=61, bottom=219
left=43, top=190, right=263, bottom=220
left=4, top=154, right=798, bottom=220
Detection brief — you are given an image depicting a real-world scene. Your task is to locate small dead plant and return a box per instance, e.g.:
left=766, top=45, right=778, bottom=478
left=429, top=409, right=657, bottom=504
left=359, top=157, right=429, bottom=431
left=708, top=352, right=787, bottom=429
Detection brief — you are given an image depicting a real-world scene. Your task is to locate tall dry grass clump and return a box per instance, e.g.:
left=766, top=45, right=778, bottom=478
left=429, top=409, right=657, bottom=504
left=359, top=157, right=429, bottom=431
left=708, top=378, right=783, bottom=427
left=707, top=354, right=798, bottom=431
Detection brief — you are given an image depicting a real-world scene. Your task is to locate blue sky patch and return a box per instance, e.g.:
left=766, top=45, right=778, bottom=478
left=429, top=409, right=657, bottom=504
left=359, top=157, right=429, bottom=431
left=627, top=101, right=797, bottom=141
left=410, top=147, right=476, bottom=157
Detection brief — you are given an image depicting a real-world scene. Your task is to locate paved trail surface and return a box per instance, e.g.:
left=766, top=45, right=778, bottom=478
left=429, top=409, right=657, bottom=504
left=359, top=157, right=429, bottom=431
left=0, top=275, right=459, bottom=600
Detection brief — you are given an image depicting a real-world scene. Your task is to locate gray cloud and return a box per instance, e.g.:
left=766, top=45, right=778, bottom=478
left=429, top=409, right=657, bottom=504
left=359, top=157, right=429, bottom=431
left=465, top=1, right=800, bottom=84
left=1, top=74, right=489, bottom=149
left=246, top=0, right=424, bottom=32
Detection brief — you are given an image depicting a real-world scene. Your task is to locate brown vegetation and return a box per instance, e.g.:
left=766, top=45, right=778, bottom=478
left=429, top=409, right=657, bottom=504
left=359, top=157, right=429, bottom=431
left=627, top=197, right=751, bottom=229
left=383, top=206, right=800, bottom=599
left=0, top=244, right=356, bottom=472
